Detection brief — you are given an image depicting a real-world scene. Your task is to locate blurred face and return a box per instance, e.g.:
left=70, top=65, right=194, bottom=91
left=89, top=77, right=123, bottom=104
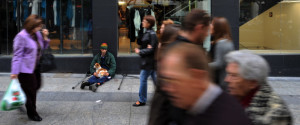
left=159, top=53, right=190, bottom=89
left=100, top=49, right=107, bottom=54
left=142, top=19, right=150, bottom=28
left=160, top=24, right=165, bottom=34
left=225, top=63, right=258, bottom=100
left=210, top=23, right=214, bottom=35
left=195, top=25, right=210, bottom=44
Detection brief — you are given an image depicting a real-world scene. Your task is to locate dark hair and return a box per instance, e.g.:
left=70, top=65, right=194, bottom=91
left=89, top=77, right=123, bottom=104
left=212, top=17, right=232, bottom=41
left=162, top=19, right=174, bottom=25
left=23, top=15, right=43, bottom=35
left=143, top=15, right=156, bottom=29
left=181, top=9, right=210, bottom=32
left=157, top=24, right=181, bottom=61
left=160, top=24, right=180, bottom=46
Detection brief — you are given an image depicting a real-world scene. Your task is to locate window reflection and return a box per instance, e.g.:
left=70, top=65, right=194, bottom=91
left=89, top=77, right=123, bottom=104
left=117, top=0, right=211, bottom=56
left=0, top=0, right=92, bottom=55
left=240, top=0, right=300, bottom=54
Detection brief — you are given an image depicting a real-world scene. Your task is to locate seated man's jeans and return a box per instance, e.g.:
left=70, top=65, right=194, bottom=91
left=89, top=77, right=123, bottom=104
left=88, top=76, right=110, bottom=85
left=139, top=70, right=157, bottom=103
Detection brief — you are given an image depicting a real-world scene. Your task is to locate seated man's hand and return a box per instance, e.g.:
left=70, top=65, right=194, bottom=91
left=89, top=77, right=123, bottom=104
left=103, top=72, right=109, bottom=76
left=93, top=72, right=97, bottom=76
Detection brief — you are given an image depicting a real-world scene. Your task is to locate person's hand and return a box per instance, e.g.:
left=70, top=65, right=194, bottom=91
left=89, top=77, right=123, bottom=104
left=135, top=48, right=140, bottom=54
left=162, top=71, right=209, bottom=110
left=11, top=74, right=18, bottom=79
left=42, top=29, right=49, bottom=40
left=147, top=44, right=152, bottom=49
left=93, top=72, right=97, bottom=76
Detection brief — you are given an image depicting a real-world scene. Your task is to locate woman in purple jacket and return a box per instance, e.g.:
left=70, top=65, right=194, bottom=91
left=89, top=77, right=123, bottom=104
left=11, top=15, right=50, bottom=121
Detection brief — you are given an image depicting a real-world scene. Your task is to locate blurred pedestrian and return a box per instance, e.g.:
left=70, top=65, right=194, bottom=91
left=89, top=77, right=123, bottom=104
left=148, top=21, right=180, bottom=124
left=225, top=50, right=292, bottom=125
left=158, top=42, right=252, bottom=125
left=208, top=17, right=234, bottom=90
left=148, top=19, right=180, bottom=61
left=149, top=9, right=251, bottom=125
left=149, top=9, right=211, bottom=125
left=11, top=15, right=50, bottom=121
left=133, top=15, right=158, bottom=107
left=157, top=24, right=181, bottom=61
left=159, top=19, right=174, bottom=35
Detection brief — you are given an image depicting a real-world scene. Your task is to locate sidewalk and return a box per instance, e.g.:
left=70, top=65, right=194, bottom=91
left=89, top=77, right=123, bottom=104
left=0, top=73, right=299, bottom=125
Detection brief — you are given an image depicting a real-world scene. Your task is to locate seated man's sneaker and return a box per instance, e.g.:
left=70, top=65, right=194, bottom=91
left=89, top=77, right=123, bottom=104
left=89, top=83, right=98, bottom=92
left=88, top=83, right=94, bottom=90
left=80, top=81, right=89, bottom=89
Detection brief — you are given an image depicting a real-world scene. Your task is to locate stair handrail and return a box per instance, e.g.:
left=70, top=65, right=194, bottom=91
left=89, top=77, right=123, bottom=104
left=169, top=1, right=197, bottom=17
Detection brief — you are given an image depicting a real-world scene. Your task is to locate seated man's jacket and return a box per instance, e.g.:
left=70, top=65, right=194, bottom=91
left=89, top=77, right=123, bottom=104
left=246, top=83, right=292, bottom=125
left=90, top=51, right=116, bottom=78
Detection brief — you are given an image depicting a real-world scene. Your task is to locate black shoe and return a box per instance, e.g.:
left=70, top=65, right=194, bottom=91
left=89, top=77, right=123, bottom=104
left=28, top=115, right=42, bottom=121
left=90, top=83, right=98, bottom=92
left=80, top=81, right=89, bottom=89
left=89, top=84, right=94, bottom=90
left=132, top=101, right=146, bottom=107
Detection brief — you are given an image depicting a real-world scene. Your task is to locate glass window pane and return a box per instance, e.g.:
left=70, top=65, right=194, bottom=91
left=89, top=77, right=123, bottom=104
left=117, top=0, right=211, bottom=56
left=47, top=0, right=62, bottom=54
left=0, top=1, right=8, bottom=55
left=0, top=0, right=92, bottom=56
left=48, top=0, right=92, bottom=54
left=280, top=1, right=300, bottom=53
left=240, top=0, right=300, bottom=54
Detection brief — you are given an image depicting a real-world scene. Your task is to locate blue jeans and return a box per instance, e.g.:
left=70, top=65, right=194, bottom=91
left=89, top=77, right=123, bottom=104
left=139, top=70, right=157, bottom=103
left=88, top=76, right=110, bottom=85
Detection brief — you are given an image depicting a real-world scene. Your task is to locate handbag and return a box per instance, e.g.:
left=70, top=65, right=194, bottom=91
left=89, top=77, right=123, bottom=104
left=1, top=79, right=26, bottom=111
left=40, top=50, right=56, bottom=72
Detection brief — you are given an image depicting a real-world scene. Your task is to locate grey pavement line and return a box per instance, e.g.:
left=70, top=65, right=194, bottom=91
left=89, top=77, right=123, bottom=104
left=0, top=73, right=140, bottom=79
left=1, top=72, right=300, bottom=80
left=0, top=91, right=153, bottom=102
left=268, top=77, right=300, bottom=81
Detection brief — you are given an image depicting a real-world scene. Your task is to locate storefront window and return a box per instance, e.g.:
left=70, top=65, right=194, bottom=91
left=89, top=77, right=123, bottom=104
left=118, top=0, right=211, bottom=56
left=0, top=0, right=92, bottom=55
left=240, top=0, right=300, bottom=54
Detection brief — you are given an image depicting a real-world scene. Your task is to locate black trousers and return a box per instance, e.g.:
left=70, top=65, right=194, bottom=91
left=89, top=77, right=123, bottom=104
left=18, top=67, right=41, bottom=117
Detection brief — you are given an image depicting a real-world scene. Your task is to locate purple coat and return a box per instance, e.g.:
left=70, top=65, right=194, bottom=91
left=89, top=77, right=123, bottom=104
left=11, top=29, right=50, bottom=74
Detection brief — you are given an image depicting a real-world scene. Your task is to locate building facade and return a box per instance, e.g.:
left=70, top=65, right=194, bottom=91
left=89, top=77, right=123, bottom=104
left=0, top=0, right=299, bottom=76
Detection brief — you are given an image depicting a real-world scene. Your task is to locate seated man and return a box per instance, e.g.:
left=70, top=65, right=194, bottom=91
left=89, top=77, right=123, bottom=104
left=81, top=43, right=116, bottom=92
left=224, top=50, right=292, bottom=125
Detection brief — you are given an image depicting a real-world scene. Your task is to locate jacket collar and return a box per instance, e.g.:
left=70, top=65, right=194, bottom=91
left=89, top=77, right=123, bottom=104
left=20, top=29, right=39, bottom=40
left=100, top=51, right=109, bottom=57
left=20, top=29, right=32, bottom=39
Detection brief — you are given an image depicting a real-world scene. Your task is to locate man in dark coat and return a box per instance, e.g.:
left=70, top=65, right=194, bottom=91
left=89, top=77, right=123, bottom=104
left=80, top=43, right=116, bottom=92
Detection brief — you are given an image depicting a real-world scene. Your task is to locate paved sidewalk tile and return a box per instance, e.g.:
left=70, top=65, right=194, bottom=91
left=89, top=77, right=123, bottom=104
left=0, top=74, right=299, bottom=125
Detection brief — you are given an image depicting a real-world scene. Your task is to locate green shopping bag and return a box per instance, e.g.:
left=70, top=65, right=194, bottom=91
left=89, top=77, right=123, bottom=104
left=1, top=79, right=26, bottom=111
